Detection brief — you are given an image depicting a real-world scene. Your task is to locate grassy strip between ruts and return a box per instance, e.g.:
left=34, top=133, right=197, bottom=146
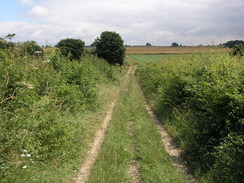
left=88, top=70, right=188, bottom=183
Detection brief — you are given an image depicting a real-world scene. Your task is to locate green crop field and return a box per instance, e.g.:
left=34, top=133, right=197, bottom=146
left=129, top=54, right=181, bottom=63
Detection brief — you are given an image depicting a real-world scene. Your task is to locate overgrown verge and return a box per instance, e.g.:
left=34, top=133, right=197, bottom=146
left=135, top=53, right=244, bottom=183
left=0, top=49, right=120, bottom=182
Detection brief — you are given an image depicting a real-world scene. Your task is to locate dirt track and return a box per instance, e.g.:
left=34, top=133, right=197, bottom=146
left=74, top=65, right=196, bottom=183
left=74, top=66, right=136, bottom=183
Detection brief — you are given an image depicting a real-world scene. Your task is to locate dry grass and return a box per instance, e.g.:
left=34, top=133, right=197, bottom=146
left=46, top=46, right=230, bottom=55
left=125, top=46, right=230, bottom=55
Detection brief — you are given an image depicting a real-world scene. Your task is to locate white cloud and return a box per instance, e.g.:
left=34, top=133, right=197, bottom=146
left=20, top=0, right=34, bottom=6
left=28, top=6, right=49, bottom=16
left=1, top=0, right=244, bottom=45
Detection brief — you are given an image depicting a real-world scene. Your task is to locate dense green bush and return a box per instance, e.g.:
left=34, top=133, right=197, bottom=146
left=0, top=49, right=117, bottom=181
left=136, top=53, right=244, bottom=182
left=0, top=39, right=7, bottom=49
left=224, top=40, right=244, bottom=48
left=208, top=133, right=244, bottom=183
left=95, top=31, right=125, bottom=65
left=56, top=38, right=85, bottom=60
left=20, top=41, right=43, bottom=56
left=232, top=44, right=244, bottom=57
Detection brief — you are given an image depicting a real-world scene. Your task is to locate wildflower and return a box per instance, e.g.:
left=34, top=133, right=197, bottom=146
left=26, top=154, right=31, bottom=158
left=22, top=149, right=27, bottom=153
left=43, top=59, right=51, bottom=63
left=21, top=154, right=26, bottom=158
left=22, top=165, right=27, bottom=169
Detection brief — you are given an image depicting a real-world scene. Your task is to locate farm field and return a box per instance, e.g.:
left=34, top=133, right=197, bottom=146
left=129, top=54, right=181, bottom=63
left=125, top=46, right=230, bottom=54
left=85, top=46, right=230, bottom=55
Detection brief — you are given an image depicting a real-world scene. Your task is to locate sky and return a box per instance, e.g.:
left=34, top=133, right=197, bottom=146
left=0, top=0, right=243, bottom=46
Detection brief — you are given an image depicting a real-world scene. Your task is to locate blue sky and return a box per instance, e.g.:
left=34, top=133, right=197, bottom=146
left=0, top=0, right=20, bottom=21
left=0, top=0, right=244, bottom=46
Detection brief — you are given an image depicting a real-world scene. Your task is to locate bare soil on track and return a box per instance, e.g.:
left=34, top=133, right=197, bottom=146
left=144, top=102, right=197, bottom=183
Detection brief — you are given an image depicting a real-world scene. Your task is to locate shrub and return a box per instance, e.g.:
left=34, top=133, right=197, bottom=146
left=56, top=38, right=85, bottom=60
left=136, top=53, right=244, bottom=181
left=224, top=40, right=244, bottom=48
left=208, top=133, right=244, bottom=183
left=0, top=49, right=118, bottom=181
left=21, top=41, right=43, bottom=56
left=0, top=39, right=7, bottom=49
left=95, top=31, right=125, bottom=65
left=232, top=44, right=244, bottom=57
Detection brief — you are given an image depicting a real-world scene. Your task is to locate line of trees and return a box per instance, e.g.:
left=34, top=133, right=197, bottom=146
left=1, top=31, right=126, bottom=65
left=223, top=40, right=244, bottom=48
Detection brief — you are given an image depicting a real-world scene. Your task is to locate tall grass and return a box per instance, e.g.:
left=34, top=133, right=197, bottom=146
left=0, top=49, right=120, bottom=182
left=136, top=53, right=244, bottom=183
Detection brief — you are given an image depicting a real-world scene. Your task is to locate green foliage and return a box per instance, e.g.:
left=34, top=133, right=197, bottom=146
left=20, top=41, right=43, bottom=56
left=224, top=40, right=244, bottom=48
left=232, top=44, right=244, bottom=57
left=0, top=39, right=7, bottom=49
left=136, top=53, right=244, bottom=182
left=89, top=74, right=187, bottom=183
left=56, top=38, right=85, bottom=60
left=0, top=49, right=118, bottom=181
left=0, top=39, right=16, bottom=50
left=208, top=133, right=244, bottom=183
left=6, top=42, right=15, bottom=49
left=130, top=54, right=180, bottom=63
left=5, top=33, right=16, bottom=42
left=95, top=31, right=125, bottom=65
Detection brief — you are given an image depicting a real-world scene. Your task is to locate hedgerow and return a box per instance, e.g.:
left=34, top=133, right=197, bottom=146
left=0, top=49, right=117, bottom=181
left=136, top=53, right=244, bottom=182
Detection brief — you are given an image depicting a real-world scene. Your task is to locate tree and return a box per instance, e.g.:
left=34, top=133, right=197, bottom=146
left=224, top=40, right=244, bottom=48
left=95, top=31, right=125, bottom=65
left=5, top=33, right=16, bottom=42
left=56, top=38, right=85, bottom=60
left=90, top=42, right=96, bottom=47
left=146, top=43, right=152, bottom=46
left=171, top=42, right=179, bottom=47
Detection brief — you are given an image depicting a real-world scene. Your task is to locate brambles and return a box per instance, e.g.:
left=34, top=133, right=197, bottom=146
left=21, top=41, right=43, bottom=56
left=95, top=31, right=125, bottom=65
left=56, top=38, right=85, bottom=60
left=0, top=39, right=7, bottom=49
left=136, top=53, right=244, bottom=182
left=0, top=49, right=118, bottom=181
left=232, top=44, right=244, bottom=57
